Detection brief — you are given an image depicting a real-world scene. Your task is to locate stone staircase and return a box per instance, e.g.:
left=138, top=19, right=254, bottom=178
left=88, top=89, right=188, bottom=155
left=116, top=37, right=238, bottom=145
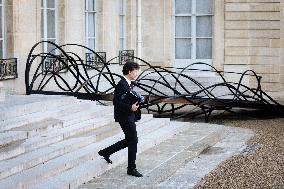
left=136, top=71, right=230, bottom=98
left=0, top=94, right=228, bottom=189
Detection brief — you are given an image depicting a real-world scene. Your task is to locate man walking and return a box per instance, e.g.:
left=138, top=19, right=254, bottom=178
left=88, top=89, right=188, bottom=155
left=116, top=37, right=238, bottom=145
left=98, top=61, right=143, bottom=177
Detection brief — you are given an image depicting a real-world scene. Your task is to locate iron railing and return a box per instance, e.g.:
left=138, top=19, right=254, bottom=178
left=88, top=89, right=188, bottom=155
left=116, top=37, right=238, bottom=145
left=119, top=50, right=134, bottom=65
left=85, top=52, right=106, bottom=69
left=0, top=58, right=18, bottom=80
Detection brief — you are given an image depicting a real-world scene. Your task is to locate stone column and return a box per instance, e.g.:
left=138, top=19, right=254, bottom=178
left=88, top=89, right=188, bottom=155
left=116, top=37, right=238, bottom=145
left=213, top=0, right=225, bottom=72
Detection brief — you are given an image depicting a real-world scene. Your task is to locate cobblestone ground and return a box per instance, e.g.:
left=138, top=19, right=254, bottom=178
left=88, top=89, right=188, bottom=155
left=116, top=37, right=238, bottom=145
left=185, top=112, right=284, bottom=189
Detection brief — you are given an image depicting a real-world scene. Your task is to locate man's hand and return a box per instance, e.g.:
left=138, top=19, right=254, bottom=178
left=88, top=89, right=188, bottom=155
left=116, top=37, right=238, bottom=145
left=131, top=102, right=139, bottom=112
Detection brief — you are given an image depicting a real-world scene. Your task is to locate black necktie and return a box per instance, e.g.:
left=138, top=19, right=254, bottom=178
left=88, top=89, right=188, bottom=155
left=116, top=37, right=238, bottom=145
left=130, top=82, right=134, bottom=90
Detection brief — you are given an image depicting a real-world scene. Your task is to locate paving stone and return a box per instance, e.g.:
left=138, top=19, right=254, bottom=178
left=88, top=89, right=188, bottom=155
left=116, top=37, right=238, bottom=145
left=78, top=124, right=254, bottom=189
left=158, top=127, right=254, bottom=188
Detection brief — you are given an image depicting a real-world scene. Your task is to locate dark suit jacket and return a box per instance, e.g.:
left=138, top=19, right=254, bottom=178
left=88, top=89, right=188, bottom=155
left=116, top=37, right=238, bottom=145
left=113, top=77, right=141, bottom=122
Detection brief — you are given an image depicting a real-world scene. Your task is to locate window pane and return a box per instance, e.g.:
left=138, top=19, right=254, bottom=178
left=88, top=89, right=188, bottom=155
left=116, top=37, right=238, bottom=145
left=175, top=39, right=191, bottom=59
left=196, top=39, right=212, bottom=59
left=175, top=16, right=191, bottom=37
left=0, top=7, right=2, bottom=38
left=196, top=16, right=212, bottom=37
left=47, top=10, right=55, bottom=38
left=47, top=0, right=55, bottom=8
left=88, top=39, right=95, bottom=50
left=175, top=0, right=191, bottom=14
left=196, top=0, right=213, bottom=14
left=88, top=13, right=95, bottom=37
left=87, top=0, right=95, bottom=11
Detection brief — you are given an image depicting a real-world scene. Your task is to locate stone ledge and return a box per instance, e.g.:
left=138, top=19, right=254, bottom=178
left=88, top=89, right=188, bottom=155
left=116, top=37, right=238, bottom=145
left=0, top=82, right=5, bottom=103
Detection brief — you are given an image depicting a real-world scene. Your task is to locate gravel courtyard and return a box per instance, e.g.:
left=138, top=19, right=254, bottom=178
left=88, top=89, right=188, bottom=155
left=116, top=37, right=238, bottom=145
left=187, top=112, right=284, bottom=189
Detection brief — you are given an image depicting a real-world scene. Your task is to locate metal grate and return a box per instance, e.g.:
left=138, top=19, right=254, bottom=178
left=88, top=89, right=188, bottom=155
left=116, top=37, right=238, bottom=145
left=85, top=52, right=106, bottom=69
left=41, top=54, right=68, bottom=74
left=119, top=50, right=134, bottom=65
left=0, top=58, right=18, bottom=80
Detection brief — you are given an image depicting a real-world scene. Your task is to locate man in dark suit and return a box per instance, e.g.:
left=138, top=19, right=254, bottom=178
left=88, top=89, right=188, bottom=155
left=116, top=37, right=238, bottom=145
left=98, top=61, right=143, bottom=177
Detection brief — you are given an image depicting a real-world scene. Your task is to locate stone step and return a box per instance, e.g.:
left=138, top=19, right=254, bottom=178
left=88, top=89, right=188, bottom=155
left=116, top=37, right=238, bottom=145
left=0, top=95, right=78, bottom=121
left=140, top=70, right=218, bottom=78
left=28, top=120, right=188, bottom=189
left=10, top=118, right=63, bottom=138
left=77, top=114, right=154, bottom=141
left=23, top=116, right=112, bottom=152
left=61, top=105, right=113, bottom=127
left=156, top=127, right=254, bottom=188
left=0, top=131, right=27, bottom=146
left=130, top=128, right=227, bottom=187
left=136, top=73, right=224, bottom=96
left=137, top=85, right=231, bottom=99
left=0, top=100, right=94, bottom=132
left=0, top=113, right=115, bottom=164
left=0, top=141, right=25, bottom=161
left=0, top=117, right=165, bottom=189
left=137, top=80, right=222, bottom=88
left=23, top=113, right=151, bottom=153
left=0, top=135, right=97, bottom=180
left=77, top=123, right=229, bottom=189
left=138, top=73, right=222, bottom=83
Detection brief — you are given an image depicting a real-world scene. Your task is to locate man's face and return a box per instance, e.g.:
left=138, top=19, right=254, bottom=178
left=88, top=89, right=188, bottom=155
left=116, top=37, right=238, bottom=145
left=128, top=69, right=138, bottom=80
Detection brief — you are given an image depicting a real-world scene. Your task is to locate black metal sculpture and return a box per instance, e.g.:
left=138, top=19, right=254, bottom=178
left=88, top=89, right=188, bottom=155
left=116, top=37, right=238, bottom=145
left=25, top=41, right=284, bottom=121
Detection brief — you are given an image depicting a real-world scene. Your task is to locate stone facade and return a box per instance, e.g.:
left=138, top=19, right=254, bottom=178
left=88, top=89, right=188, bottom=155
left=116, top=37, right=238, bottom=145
left=223, top=0, right=283, bottom=99
left=0, top=0, right=283, bottom=100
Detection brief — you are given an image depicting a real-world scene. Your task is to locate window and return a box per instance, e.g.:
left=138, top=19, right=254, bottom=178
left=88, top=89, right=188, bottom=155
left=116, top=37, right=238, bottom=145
left=119, top=0, right=126, bottom=50
left=174, top=0, right=213, bottom=67
left=41, top=0, right=58, bottom=53
left=85, top=0, right=96, bottom=51
left=0, top=0, right=4, bottom=58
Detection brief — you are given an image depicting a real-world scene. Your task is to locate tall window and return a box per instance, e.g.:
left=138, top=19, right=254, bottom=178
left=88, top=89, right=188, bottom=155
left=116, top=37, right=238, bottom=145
left=85, top=0, right=96, bottom=51
left=119, top=0, right=126, bottom=50
left=174, top=0, right=213, bottom=66
left=0, top=0, right=4, bottom=58
left=41, top=0, right=58, bottom=53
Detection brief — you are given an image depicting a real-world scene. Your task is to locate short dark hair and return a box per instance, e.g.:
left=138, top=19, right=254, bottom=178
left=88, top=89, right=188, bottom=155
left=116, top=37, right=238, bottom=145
left=122, top=61, right=140, bottom=75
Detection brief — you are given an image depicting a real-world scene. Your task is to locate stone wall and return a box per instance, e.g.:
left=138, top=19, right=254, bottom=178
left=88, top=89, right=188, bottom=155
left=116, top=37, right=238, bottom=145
left=141, top=0, right=172, bottom=67
left=0, top=0, right=283, bottom=100
left=223, top=0, right=283, bottom=98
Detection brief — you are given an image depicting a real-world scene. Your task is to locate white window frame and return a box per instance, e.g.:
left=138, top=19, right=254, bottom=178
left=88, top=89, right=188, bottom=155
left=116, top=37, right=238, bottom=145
left=119, top=0, right=126, bottom=50
left=41, top=0, right=58, bottom=53
left=85, top=0, right=97, bottom=51
left=173, top=0, right=213, bottom=68
left=0, top=0, right=5, bottom=58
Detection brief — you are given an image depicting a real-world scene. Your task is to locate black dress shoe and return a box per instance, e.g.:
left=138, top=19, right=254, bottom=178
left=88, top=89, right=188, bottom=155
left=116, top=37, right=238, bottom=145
left=127, top=168, right=143, bottom=177
left=98, top=150, right=112, bottom=164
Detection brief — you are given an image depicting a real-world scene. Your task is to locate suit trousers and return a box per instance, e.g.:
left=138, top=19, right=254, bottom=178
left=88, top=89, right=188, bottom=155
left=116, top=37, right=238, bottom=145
left=100, top=122, right=138, bottom=169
